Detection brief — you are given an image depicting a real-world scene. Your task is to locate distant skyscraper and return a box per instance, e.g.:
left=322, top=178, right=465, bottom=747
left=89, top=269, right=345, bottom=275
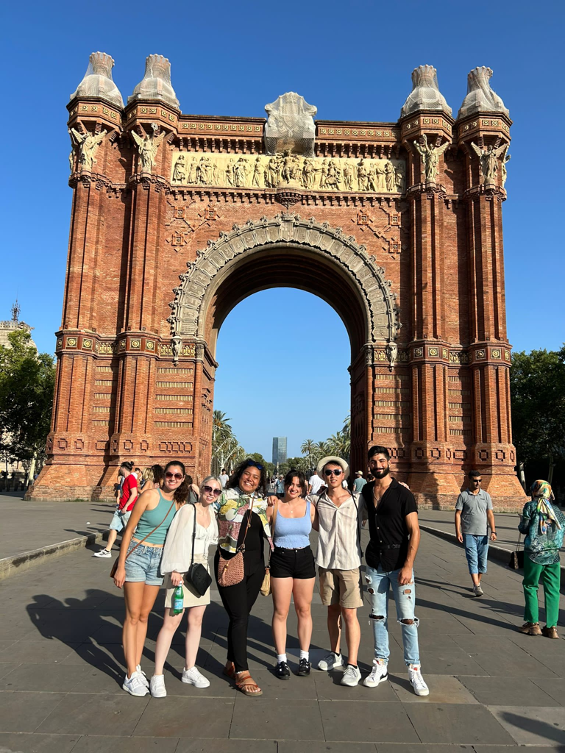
left=272, top=437, right=287, bottom=466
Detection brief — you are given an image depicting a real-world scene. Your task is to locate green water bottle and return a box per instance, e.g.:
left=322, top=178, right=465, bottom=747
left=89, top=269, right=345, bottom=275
left=172, top=584, right=184, bottom=614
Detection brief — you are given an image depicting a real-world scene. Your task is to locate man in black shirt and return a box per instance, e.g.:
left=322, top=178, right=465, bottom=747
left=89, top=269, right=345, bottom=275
left=360, top=446, right=429, bottom=696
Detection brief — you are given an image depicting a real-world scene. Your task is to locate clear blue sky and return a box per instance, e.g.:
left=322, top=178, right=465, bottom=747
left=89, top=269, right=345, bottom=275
left=1, top=0, right=563, bottom=459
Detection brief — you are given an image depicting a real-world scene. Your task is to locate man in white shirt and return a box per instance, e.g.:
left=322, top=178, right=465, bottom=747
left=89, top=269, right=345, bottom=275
left=219, top=468, right=229, bottom=489
left=308, top=472, right=324, bottom=495
left=311, top=456, right=364, bottom=687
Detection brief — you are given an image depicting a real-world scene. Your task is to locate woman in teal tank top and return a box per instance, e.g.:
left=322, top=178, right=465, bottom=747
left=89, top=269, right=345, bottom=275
left=114, top=460, right=195, bottom=697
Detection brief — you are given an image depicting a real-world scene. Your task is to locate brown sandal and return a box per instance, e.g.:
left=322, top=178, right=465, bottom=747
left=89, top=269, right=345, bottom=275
left=235, top=670, right=263, bottom=696
left=223, top=661, right=236, bottom=679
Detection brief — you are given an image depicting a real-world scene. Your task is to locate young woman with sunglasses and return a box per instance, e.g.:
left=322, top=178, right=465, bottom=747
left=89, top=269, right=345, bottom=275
left=268, top=470, right=317, bottom=679
left=113, top=460, right=191, bottom=697
left=214, top=459, right=274, bottom=697
left=148, top=476, right=221, bottom=696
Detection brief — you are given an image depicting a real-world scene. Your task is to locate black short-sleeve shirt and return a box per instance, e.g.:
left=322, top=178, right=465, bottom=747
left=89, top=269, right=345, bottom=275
left=361, top=478, right=418, bottom=572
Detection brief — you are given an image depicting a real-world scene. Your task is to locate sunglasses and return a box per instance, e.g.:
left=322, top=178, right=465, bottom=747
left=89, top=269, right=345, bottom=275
left=324, top=468, right=343, bottom=476
left=244, top=461, right=263, bottom=470
left=202, top=485, right=222, bottom=496
left=165, top=472, right=184, bottom=480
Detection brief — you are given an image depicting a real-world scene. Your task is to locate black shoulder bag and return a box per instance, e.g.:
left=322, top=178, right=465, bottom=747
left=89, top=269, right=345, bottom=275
left=185, top=505, right=213, bottom=596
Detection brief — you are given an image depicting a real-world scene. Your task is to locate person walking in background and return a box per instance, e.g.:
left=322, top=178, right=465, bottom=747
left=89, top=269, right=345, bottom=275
left=276, top=475, right=285, bottom=496
left=94, top=462, right=138, bottom=559
left=353, top=471, right=366, bottom=494
left=113, top=461, right=191, bottom=696
left=518, top=480, right=564, bottom=638
left=219, top=468, right=229, bottom=489
left=140, top=465, right=164, bottom=492
left=312, top=456, right=364, bottom=687
left=308, top=469, right=324, bottom=496
left=214, top=459, right=273, bottom=697
left=455, top=471, right=497, bottom=596
left=360, top=446, right=428, bottom=696
left=269, top=470, right=317, bottom=679
left=150, top=476, right=220, bottom=697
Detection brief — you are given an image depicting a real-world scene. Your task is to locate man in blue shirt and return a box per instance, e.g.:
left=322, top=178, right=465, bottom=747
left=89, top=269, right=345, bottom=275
left=455, top=471, right=497, bottom=596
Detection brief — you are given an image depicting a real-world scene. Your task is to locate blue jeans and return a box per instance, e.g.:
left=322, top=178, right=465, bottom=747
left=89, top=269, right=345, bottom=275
left=364, top=565, right=420, bottom=666
left=463, top=534, right=489, bottom=575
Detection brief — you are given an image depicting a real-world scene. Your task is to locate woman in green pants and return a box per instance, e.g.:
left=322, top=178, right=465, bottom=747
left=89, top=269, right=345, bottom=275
left=518, top=480, right=564, bottom=638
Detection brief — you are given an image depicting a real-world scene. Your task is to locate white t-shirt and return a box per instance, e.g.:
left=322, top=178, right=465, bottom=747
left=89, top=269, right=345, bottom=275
left=309, top=475, right=324, bottom=495
left=219, top=474, right=229, bottom=489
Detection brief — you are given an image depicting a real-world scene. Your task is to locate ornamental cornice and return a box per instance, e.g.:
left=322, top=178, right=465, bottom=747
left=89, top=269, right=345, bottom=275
left=168, top=213, right=402, bottom=345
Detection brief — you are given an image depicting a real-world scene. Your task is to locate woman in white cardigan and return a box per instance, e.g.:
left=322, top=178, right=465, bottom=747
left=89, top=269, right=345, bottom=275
left=149, top=476, right=220, bottom=697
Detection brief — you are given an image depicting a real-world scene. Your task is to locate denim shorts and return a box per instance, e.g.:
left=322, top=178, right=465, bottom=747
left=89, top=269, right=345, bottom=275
left=109, top=509, right=131, bottom=532
left=125, top=541, right=164, bottom=586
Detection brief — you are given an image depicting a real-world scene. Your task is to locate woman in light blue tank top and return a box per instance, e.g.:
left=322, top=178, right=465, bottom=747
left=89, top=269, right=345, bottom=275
left=267, top=470, right=317, bottom=679
left=114, top=460, right=195, bottom=697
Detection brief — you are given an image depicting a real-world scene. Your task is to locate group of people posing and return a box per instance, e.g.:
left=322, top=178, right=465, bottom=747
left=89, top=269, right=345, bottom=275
left=98, top=448, right=564, bottom=700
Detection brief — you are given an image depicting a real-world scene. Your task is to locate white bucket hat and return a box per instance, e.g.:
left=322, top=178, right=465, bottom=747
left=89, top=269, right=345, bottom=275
left=317, top=456, right=350, bottom=481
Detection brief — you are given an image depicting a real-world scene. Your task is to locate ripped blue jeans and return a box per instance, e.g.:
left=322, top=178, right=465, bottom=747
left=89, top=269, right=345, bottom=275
left=365, top=565, right=420, bottom=666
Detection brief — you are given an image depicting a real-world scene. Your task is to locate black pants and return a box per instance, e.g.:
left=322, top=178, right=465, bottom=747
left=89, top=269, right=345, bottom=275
left=215, top=549, right=265, bottom=673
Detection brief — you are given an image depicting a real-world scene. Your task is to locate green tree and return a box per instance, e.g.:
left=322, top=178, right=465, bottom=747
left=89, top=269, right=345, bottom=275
left=510, top=347, right=565, bottom=484
left=0, top=330, right=55, bottom=474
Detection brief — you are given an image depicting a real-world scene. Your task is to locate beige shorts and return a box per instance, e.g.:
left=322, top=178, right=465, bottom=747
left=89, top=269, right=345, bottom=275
left=318, top=567, right=363, bottom=609
left=163, top=556, right=211, bottom=610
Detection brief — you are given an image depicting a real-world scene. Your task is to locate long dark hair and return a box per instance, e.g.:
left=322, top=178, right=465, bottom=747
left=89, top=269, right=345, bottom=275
left=228, top=459, right=266, bottom=494
left=162, top=460, right=193, bottom=504
left=284, top=469, right=307, bottom=496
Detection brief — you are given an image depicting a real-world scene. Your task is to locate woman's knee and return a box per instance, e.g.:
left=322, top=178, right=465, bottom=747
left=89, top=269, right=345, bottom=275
left=294, top=603, right=312, bottom=620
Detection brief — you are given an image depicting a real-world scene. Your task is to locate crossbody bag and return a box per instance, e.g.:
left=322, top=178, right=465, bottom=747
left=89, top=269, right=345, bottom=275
left=185, top=504, right=213, bottom=596
left=217, top=499, right=254, bottom=587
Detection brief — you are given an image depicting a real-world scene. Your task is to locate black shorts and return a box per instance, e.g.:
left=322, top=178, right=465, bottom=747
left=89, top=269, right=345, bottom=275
left=270, top=546, right=316, bottom=579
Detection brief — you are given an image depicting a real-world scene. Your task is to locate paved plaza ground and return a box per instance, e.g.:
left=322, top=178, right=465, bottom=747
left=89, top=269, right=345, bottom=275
left=0, top=499, right=564, bottom=753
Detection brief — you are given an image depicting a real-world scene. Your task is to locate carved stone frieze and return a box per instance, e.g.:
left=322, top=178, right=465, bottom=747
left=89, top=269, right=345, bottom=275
left=168, top=214, right=401, bottom=346
left=170, top=152, right=405, bottom=194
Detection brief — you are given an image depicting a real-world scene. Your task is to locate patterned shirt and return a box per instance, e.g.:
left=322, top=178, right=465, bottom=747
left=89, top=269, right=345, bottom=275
left=214, top=487, right=273, bottom=554
left=519, top=500, right=565, bottom=565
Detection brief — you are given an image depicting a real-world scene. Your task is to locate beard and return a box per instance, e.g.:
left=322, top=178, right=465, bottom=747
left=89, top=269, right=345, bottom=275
left=372, top=466, right=390, bottom=479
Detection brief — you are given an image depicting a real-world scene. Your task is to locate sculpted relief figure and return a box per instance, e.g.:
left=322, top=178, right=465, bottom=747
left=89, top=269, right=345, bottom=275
left=384, top=161, right=395, bottom=192
left=302, top=158, right=316, bottom=189
left=188, top=157, right=197, bottom=184
left=197, top=156, right=213, bottom=185
left=325, top=159, right=342, bottom=190
left=357, top=159, right=369, bottom=191
left=343, top=160, right=354, bottom=191
left=471, top=142, right=507, bottom=184
left=233, top=158, right=249, bottom=187
left=413, top=134, right=449, bottom=182
left=69, top=128, right=107, bottom=172
left=501, top=147, right=511, bottom=188
left=132, top=124, right=165, bottom=173
left=265, top=155, right=282, bottom=188
left=172, top=154, right=186, bottom=183
left=251, top=156, right=262, bottom=187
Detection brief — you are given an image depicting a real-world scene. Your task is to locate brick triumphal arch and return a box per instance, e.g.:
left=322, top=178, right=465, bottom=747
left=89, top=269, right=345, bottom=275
left=30, top=53, right=526, bottom=507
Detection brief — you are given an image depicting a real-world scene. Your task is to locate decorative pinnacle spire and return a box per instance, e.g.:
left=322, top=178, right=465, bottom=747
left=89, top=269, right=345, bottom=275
left=128, top=54, right=180, bottom=110
left=11, top=299, right=20, bottom=322
left=457, top=67, right=509, bottom=119
left=400, top=65, right=452, bottom=118
left=70, top=52, right=124, bottom=109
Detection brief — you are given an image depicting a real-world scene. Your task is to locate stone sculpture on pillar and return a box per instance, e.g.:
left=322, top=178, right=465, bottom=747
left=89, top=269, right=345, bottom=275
left=501, top=147, right=511, bottom=187
left=69, top=128, right=107, bottom=172
left=400, top=65, right=452, bottom=118
left=413, top=134, right=449, bottom=183
left=128, top=54, right=180, bottom=110
left=471, top=141, right=508, bottom=185
left=264, top=92, right=317, bottom=157
left=457, top=66, right=509, bottom=119
left=69, top=52, right=124, bottom=108
left=131, top=123, right=166, bottom=174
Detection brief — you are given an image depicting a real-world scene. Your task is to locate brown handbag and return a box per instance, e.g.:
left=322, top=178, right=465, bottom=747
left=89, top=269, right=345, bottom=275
left=110, top=499, right=176, bottom=579
left=260, top=499, right=278, bottom=596
left=217, top=500, right=254, bottom=587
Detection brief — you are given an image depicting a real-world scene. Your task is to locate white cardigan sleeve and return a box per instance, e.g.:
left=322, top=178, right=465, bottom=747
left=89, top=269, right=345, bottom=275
left=160, top=505, right=195, bottom=575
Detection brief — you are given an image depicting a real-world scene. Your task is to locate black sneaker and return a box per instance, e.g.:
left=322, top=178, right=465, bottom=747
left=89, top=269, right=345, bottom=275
left=297, top=658, right=311, bottom=677
left=275, top=661, right=291, bottom=680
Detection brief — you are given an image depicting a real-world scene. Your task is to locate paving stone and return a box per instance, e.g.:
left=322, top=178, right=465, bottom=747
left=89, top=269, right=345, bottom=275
left=404, top=703, right=517, bottom=745
left=0, top=662, right=20, bottom=680
left=471, top=649, right=559, bottom=679
left=177, top=739, right=277, bottom=753
left=150, top=666, right=237, bottom=698
left=0, top=662, right=94, bottom=692
left=0, top=640, right=80, bottom=664
left=473, top=746, right=564, bottom=753
left=70, top=735, right=179, bottom=752
left=391, top=673, right=478, bottom=704
left=313, top=668, right=398, bottom=701
left=530, top=678, right=566, bottom=705
left=134, top=697, right=233, bottom=738
left=319, top=700, right=419, bottom=743
left=230, top=698, right=324, bottom=741
left=458, top=676, right=561, bottom=706
left=374, top=747, right=474, bottom=753
left=487, top=706, right=565, bottom=747
left=36, top=692, right=149, bottom=736
left=0, top=690, right=67, bottom=733
left=0, top=732, right=80, bottom=752
left=279, top=743, right=376, bottom=753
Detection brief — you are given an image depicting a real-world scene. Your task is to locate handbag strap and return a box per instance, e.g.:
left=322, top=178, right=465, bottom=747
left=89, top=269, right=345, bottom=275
left=237, top=497, right=254, bottom=552
left=267, top=499, right=279, bottom=566
left=190, top=503, right=197, bottom=568
left=125, top=496, right=176, bottom=562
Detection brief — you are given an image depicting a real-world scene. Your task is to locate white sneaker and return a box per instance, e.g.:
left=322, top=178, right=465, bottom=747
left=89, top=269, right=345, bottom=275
left=182, top=666, right=210, bottom=688
left=408, top=664, right=429, bottom=696
left=93, top=549, right=111, bottom=558
left=473, top=584, right=484, bottom=597
left=122, top=671, right=149, bottom=696
left=317, top=652, right=344, bottom=671
left=136, top=665, right=149, bottom=686
left=149, top=674, right=166, bottom=697
left=340, top=664, right=362, bottom=687
left=363, top=658, right=389, bottom=688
